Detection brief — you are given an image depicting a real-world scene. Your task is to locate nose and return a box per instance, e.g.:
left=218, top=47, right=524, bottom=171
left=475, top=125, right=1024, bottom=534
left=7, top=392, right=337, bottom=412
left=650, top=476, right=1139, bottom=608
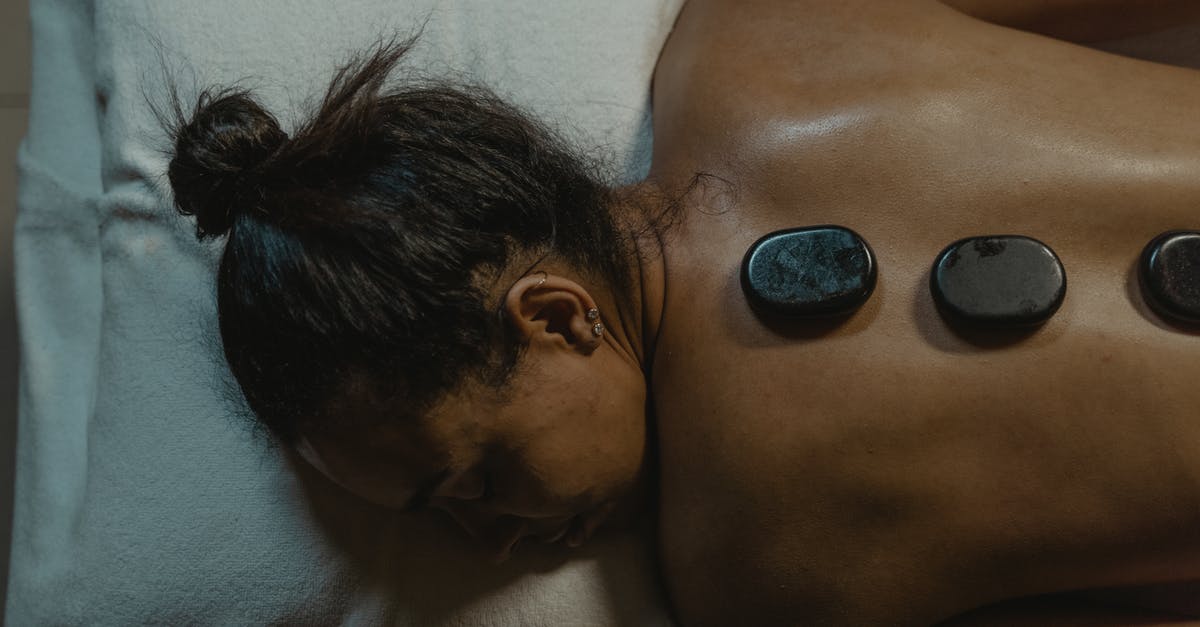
left=438, top=501, right=526, bottom=563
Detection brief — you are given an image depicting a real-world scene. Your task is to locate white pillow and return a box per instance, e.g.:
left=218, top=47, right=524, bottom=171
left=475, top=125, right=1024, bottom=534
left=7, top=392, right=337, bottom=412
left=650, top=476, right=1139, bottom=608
left=9, top=0, right=681, bottom=624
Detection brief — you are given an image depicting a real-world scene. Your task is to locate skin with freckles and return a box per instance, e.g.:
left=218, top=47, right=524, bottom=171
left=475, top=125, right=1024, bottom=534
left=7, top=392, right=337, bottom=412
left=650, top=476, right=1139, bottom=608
left=298, top=0, right=1200, bottom=624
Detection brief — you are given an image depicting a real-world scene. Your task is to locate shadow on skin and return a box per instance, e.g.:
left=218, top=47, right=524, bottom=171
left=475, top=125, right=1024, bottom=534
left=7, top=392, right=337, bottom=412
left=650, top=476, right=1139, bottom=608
left=590, top=515, right=673, bottom=624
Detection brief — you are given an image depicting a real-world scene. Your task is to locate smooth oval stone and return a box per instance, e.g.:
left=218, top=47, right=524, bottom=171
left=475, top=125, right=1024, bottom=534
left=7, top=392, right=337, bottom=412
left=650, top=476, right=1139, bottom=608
left=930, top=235, right=1066, bottom=327
left=1139, top=230, right=1200, bottom=325
left=741, top=226, right=877, bottom=317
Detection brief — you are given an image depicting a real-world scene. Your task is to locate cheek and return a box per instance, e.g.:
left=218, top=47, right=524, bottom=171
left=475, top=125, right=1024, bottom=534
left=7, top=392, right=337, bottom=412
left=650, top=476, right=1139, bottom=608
left=295, top=432, right=444, bottom=511
left=514, top=411, right=645, bottom=504
left=582, top=392, right=648, bottom=475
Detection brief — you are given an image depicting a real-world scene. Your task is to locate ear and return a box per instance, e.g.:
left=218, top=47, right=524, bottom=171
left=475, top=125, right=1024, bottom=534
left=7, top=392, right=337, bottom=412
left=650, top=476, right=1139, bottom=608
left=503, top=273, right=603, bottom=354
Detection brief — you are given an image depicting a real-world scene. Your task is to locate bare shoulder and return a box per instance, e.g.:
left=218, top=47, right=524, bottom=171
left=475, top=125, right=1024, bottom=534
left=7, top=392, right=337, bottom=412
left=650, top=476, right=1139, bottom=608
left=652, top=0, right=1200, bottom=182
left=651, top=0, right=930, bottom=161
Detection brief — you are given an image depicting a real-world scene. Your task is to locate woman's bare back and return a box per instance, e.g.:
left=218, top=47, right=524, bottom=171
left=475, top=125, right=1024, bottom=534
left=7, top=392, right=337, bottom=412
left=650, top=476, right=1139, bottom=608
left=648, top=1, right=1200, bottom=624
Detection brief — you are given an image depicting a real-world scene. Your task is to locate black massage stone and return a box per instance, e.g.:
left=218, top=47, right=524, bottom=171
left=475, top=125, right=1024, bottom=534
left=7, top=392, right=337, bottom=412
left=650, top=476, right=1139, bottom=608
left=1139, top=230, right=1200, bottom=325
left=741, top=226, right=877, bottom=317
left=930, top=235, right=1066, bottom=327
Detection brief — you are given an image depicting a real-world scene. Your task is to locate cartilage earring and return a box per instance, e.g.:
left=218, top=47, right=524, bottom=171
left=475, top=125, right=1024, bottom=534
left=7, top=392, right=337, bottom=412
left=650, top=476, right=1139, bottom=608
left=587, top=308, right=604, bottom=337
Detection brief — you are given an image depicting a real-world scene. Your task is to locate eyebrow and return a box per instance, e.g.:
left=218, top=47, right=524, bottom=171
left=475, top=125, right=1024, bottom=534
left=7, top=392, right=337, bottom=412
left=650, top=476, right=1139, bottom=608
left=399, top=467, right=451, bottom=513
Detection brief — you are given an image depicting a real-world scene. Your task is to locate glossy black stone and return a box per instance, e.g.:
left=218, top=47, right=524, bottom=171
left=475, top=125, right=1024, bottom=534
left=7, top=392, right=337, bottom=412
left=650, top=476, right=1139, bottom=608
left=741, top=226, right=877, bottom=317
left=1139, top=230, right=1200, bottom=325
left=930, top=235, right=1066, bottom=327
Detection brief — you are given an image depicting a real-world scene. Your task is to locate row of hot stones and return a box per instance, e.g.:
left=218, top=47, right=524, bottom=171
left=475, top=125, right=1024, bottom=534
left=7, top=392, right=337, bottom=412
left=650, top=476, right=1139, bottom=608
left=740, top=227, right=1200, bottom=328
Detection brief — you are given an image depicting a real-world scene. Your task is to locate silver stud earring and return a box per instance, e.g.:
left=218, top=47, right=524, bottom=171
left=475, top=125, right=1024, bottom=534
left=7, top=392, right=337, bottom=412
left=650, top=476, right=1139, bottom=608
left=587, top=308, right=603, bottom=337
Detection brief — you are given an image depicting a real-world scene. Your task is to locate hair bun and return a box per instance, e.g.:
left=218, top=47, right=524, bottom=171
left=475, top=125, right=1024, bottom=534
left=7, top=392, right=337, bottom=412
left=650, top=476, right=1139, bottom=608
left=168, top=90, right=288, bottom=239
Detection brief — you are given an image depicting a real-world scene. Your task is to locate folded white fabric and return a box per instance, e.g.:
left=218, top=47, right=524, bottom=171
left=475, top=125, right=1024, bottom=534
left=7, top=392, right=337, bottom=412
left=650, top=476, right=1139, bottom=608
left=7, top=0, right=681, bottom=624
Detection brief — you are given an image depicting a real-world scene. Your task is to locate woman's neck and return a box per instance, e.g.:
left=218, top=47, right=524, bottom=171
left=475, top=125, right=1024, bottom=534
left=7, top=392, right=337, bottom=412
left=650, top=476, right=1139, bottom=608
left=607, top=181, right=671, bottom=375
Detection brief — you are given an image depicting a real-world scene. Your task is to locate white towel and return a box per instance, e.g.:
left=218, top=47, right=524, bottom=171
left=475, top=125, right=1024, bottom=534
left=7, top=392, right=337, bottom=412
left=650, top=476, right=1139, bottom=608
left=8, top=0, right=681, bottom=624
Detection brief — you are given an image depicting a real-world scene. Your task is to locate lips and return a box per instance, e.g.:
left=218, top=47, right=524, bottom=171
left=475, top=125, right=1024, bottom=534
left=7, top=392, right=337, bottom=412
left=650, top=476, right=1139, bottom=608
left=490, top=503, right=619, bottom=562
left=487, top=518, right=529, bottom=564
left=532, top=512, right=590, bottom=548
left=565, top=515, right=588, bottom=547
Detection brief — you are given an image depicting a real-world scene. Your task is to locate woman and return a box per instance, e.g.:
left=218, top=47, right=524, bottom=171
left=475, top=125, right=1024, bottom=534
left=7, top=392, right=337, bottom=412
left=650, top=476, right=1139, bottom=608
left=167, top=0, right=1200, bottom=624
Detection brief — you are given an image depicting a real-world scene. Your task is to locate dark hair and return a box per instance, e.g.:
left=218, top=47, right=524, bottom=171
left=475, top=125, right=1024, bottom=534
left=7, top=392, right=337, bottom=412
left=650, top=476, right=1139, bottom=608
left=163, top=38, right=635, bottom=443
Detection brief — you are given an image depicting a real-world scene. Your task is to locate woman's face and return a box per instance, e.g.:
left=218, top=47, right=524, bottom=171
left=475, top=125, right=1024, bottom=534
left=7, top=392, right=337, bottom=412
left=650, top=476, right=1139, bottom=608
left=296, top=347, right=652, bottom=563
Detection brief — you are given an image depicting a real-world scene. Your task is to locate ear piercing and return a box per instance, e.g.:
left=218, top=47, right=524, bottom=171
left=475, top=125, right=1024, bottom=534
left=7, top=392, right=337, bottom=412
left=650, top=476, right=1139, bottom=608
left=587, top=308, right=604, bottom=337
left=527, top=273, right=606, bottom=336
left=740, top=226, right=877, bottom=317
left=740, top=225, right=1200, bottom=331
